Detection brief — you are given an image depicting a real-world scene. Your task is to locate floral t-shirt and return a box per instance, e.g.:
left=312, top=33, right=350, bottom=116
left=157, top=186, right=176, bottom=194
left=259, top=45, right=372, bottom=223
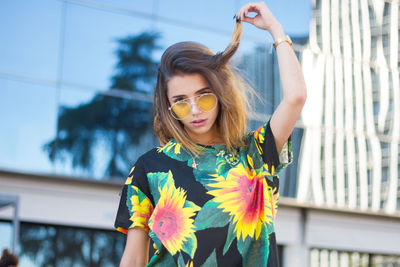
left=115, top=121, right=292, bottom=267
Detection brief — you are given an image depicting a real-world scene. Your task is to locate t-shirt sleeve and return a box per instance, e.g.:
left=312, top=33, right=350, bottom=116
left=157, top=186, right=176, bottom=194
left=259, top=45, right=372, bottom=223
left=250, top=120, right=293, bottom=175
left=114, top=157, right=154, bottom=234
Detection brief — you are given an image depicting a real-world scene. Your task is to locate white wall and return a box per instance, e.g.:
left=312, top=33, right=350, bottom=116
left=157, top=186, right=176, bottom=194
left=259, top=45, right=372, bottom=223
left=0, top=170, right=122, bottom=230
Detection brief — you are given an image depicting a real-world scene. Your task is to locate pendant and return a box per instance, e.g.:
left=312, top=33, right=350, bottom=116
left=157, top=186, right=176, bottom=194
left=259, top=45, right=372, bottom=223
left=192, top=158, right=198, bottom=169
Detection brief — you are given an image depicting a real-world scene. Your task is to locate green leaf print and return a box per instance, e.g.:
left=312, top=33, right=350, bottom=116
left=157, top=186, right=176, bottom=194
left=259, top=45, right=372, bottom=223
left=126, top=185, right=135, bottom=212
left=178, top=253, right=185, bottom=267
left=136, top=187, right=148, bottom=203
left=193, top=200, right=230, bottom=231
left=148, top=230, right=162, bottom=256
left=147, top=248, right=176, bottom=267
left=192, top=169, right=217, bottom=186
left=200, top=249, right=217, bottom=267
left=184, top=200, right=201, bottom=211
left=236, top=225, right=269, bottom=266
left=147, top=170, right=175, bottom=202
left=181, top=232, right=197, bottom=258
left=223, top=221, right=237, bottom=255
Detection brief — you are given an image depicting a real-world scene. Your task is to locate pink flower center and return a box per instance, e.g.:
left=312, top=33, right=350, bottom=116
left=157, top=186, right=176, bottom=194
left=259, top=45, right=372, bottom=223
left=237, top=174, right=264, bottom=221
left=154, top=209, right=179, bottom=239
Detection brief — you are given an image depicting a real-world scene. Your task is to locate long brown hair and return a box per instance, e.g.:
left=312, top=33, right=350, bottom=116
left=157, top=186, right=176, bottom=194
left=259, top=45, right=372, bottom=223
left=153, top=22, right=253, bottom=156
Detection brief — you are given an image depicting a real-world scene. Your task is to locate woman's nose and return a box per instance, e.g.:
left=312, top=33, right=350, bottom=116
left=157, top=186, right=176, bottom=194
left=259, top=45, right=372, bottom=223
left=190, top=99, right=202, bottom=115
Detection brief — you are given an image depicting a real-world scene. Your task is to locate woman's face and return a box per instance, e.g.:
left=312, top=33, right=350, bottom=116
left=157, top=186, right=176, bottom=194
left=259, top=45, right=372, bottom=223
left=167, top=73, right=220, bottom=145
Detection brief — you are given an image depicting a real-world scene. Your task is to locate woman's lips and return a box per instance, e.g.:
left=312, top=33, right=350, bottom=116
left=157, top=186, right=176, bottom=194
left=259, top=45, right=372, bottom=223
left=191, top=119, right=207, bottom=127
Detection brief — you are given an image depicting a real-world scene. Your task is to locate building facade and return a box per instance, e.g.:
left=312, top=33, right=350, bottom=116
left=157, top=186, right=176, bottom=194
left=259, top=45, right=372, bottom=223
left=297, top=0, right=400, bottom=265
left=298, top=0, right=400, bottom=212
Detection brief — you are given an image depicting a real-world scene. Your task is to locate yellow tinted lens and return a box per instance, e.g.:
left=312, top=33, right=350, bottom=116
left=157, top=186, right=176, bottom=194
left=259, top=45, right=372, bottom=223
left=171, top=102, right=190, bottom=119
left=197, top=94, right=217, bottom=111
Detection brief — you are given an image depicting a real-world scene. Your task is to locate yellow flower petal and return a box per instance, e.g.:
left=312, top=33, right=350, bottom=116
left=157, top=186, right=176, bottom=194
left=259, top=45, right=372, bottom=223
left=247, top=155, right=254, bottom=169
left=174, top=143, right=182, bottom=154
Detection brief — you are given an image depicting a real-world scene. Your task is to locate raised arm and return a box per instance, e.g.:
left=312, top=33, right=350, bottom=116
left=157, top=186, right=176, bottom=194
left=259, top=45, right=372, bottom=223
left=236, top=2, right=307, bottom=153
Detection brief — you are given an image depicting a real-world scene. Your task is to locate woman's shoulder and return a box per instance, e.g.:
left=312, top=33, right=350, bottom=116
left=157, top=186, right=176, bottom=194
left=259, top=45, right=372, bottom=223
left=136, top=146, right=163, bottom=163
left=135, top=139, right=183, bottom=164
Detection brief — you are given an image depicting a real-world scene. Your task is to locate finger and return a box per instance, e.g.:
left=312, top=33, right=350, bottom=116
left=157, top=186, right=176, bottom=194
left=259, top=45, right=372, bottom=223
left=246, top=4, right=261, bottom=12
left=240, top=9, right=247, bottom=22
left=241, top=16, right=255, bottom=25
left=235, top=7, right=245, bottom=21
left=246, top=7, right=263, bottom=18
left=242, top=6, right=262, bottom=20
left=238, top=8, right=245, bottom=21
left=237, top=3, right=258, bottom=21
left=238, top=4, right=250, bottom=20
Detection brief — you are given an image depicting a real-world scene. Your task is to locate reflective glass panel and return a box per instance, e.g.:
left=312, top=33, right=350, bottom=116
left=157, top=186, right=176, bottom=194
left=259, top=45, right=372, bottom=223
left=0, top=221, right=12, bottom=253
left=62, top=2, right=153, bottom=91
left=0, top=78, right=57, bottom=174
left=0, top=0, right=61, bottom=81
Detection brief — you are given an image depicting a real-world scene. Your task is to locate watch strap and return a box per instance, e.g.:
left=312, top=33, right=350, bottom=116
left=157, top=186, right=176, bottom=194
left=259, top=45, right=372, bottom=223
left=273, top=35, right=293, bottom=49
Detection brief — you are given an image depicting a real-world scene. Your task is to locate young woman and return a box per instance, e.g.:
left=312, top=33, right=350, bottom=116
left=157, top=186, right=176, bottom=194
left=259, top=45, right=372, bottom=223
left=115, top=2, right=306, bottom=266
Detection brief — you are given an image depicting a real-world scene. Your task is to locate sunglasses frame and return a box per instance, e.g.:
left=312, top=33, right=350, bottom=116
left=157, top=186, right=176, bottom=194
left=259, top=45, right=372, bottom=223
left=168, top=92, right=218, bottom=120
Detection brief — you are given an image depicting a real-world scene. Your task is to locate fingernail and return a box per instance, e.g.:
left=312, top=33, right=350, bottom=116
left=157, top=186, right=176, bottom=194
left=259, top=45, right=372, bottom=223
left=233, top=14, right=236, bottom=19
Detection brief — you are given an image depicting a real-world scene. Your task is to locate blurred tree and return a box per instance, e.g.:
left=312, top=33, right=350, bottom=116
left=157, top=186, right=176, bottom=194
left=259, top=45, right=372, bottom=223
left=44, top=31, right=160, bottom=178
left=19, top=223, right=125, bottom=267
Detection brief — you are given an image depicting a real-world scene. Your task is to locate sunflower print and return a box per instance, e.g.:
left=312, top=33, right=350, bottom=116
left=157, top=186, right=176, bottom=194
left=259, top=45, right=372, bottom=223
left=207, top=156, right=274, bottom=241
left=270, top=187, right=279, bottom=221
left=125, top=166, right=135, bottom=185
left=253, top=124, right=266, bottom=154
left=254, top=124, right=265, bottom=144
left=127, top=185, right=154, bottom=233
left=157, top=141, right=182, bottom=154
left=148, top=182, right=200, bottom=255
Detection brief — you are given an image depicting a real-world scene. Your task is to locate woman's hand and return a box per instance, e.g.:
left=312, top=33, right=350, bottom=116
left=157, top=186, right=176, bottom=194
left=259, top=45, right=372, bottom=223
left=235, top=2, right=284, bottom=39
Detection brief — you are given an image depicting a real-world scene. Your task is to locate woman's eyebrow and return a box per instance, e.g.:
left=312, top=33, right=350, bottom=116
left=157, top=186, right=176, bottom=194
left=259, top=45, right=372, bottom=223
left=195, top=87, right=211, bottom=94
left=171, top=87, right=210, bottom=99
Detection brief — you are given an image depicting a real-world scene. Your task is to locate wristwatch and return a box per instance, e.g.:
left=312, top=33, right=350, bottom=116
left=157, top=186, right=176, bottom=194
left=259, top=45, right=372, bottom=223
left=273, top=35, right=292, bottom=49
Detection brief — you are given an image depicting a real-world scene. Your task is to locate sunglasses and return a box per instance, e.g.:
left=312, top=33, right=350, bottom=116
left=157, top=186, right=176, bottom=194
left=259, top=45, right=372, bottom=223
left=168, top=93, right=218, bottom=120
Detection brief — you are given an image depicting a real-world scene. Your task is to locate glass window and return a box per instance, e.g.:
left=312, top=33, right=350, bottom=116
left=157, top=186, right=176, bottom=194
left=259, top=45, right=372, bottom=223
left=155, top=20, right=233, bottom=54
left=310, top=248, right=400, bottom=267
left=0, top=221, right=12, bottom=253
left=0, top=0, right=61, bottom=81
left=19, top=222, right=125, bottom=267
left=0, top=78, right=57, bottom=174
left=157, top=0, right=238, bottom=33
left=88, top=0, right=155, bottom=14
left=62, top=2, right=154, bottom=91
left=48, top=86, right=157, bottom=179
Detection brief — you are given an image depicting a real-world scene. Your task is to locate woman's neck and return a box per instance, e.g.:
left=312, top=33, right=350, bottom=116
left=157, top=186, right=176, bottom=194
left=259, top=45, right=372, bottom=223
left=185, top=125, right=224, bottom=146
